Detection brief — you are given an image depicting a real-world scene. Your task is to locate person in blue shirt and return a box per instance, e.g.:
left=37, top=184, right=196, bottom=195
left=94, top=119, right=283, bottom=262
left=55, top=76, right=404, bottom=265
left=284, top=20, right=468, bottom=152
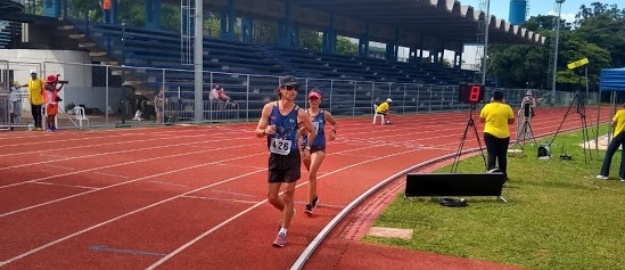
left=255, top=75, right=316, bottom=248
left=299, top=89, right=337, bottom=214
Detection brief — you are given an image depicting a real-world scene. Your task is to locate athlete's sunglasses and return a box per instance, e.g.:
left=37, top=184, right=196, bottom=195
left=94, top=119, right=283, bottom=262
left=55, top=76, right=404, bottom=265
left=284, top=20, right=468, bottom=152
left=283, top=85, right=298, bottom=91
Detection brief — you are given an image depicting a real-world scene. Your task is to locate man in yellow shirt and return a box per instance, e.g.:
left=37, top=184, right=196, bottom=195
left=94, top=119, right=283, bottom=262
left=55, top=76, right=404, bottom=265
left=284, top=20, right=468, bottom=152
left=597, top=104, right=625, bottom=181
left=20, top=70, right=44, bottom=130
left=376, top=98, right=393, bottom=124
left=480, top=91, right=515, bottom=179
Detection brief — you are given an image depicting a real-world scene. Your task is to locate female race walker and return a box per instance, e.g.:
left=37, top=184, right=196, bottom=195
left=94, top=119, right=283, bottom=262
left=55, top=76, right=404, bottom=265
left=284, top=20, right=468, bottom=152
left=300, top=89, right=337, bottom=214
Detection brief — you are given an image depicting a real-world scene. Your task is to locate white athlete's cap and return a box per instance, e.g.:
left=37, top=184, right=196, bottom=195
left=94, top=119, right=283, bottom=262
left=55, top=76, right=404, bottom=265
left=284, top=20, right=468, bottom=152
left=386, top=98, right=393, bottom=103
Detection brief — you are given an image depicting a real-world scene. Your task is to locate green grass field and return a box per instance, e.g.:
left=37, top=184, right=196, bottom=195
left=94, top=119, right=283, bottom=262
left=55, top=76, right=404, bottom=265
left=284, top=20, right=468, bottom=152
left=366, top=124, right=625, bottom=270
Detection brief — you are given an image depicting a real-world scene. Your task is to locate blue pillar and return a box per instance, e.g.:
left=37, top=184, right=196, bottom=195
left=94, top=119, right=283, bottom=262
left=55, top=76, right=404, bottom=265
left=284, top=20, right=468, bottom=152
left=145, top=0, right=162, bottom=30
left=323, top=14, right=336, bottom=53
left=111, top=0, right=119, bottom=25
left=385, top=29, right=399, bottom=61
left=43, top=0, right=60, bottom=17
left=439, top=39, right=445, bottom=65
left=284, top=0, right=292, bottom=47
left=419, top=36, right=424, bottom=64
left=409, top=47, right=416, bottom=63
left=393, top=29, right=399, bottom=60
left=359, top=21, right=370, bottom=58
left=241, top=17, right=253, bottom=42
left=277, top=19, right=285, bottom=46
left=220, top=0, right=236, bottom=40
left=292, top=24, right=300, bottom=48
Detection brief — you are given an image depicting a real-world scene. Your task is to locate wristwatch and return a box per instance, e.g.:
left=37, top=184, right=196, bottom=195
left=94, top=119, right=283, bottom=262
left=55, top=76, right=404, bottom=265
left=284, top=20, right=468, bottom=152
left=304, top=146, right=311, bottom=150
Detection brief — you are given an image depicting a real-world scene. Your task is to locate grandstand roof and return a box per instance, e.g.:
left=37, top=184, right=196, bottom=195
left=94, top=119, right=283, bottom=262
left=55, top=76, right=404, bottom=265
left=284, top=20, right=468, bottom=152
left=290, top=0, right=545, bottom=46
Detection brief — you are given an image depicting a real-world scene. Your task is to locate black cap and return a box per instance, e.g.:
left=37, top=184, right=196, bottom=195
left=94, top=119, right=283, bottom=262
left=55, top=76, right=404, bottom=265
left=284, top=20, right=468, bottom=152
left=279, top=75, right=298, bottom=87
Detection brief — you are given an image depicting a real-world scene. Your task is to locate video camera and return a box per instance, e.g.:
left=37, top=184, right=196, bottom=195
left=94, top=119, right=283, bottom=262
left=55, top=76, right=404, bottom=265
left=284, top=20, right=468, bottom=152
left=56, top=74, right=69, bottom=85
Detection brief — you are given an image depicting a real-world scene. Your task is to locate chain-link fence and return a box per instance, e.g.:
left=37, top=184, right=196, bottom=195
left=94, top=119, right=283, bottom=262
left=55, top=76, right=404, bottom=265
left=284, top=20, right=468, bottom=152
left=0, top=61, right=591, bottom=131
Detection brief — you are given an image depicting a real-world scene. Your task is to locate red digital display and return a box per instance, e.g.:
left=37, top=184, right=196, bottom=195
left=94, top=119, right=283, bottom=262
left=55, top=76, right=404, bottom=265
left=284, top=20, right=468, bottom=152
left=468, top=85, right=482, bottom=102
left=458, top=83, right=484, bottom=103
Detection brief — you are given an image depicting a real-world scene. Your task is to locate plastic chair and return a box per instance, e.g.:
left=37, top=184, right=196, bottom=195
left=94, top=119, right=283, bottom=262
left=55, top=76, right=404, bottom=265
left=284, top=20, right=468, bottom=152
left=73, top=106, right=90, bottom=129
left=372, top=104, right=385, bottom=125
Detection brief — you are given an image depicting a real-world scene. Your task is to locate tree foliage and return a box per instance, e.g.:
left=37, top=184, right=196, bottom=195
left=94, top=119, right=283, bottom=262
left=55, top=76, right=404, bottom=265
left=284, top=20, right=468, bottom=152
left=487, top=2, right=625, bottom=91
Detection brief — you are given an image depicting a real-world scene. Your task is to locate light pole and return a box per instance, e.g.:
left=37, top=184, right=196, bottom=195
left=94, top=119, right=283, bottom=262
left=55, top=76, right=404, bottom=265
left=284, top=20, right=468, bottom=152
left=481, top=0, right=491, bottom=86
left=551, top=0, right=565, bottom=106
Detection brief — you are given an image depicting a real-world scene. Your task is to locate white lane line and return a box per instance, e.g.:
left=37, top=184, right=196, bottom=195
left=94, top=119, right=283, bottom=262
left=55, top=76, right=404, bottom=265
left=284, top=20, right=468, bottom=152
left=210, top=190, right=258, bottom=198
left=181, top=195, right=260, bottom=205
left=148, top=181, right=190, bottom=188
left=31, top=182, right=98, bottom=190
left=92, top=172, right=131, bottom=179
left=39, top=164, right=76, bottom=171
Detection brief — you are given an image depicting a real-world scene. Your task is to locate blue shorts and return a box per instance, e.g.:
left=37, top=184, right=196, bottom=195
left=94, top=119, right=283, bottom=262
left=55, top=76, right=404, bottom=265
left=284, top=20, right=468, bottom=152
left=303, top=144, right=326, bottom=154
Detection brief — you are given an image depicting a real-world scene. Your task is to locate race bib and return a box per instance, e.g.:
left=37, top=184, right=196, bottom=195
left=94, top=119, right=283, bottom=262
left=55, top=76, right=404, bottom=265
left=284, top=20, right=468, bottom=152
left=270, top=138, right=292, bottom=155
left=313, top=121, right=320, bottom=134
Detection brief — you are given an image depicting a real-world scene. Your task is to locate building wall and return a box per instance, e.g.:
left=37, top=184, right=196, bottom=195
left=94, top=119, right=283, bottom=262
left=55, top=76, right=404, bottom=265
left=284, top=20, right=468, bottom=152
left=0, top=49, right=124, bottom=114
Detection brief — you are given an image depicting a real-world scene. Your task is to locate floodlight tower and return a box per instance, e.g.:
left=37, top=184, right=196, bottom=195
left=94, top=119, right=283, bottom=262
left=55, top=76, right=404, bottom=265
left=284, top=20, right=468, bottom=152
left=551, top=0, right=565, bottom=106
left=481, top=0, right=491, bottom=85
left=194, top=0, right=203, bottom=123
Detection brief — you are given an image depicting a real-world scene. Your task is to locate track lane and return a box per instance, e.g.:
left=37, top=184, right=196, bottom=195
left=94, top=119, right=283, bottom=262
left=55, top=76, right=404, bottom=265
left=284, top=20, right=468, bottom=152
left=0, top=107, right=608, bottom=268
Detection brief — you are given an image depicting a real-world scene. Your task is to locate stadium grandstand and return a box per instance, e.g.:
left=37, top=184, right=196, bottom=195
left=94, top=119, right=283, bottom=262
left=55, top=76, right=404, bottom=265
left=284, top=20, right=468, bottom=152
left=0, top=0, right=549, bottom=129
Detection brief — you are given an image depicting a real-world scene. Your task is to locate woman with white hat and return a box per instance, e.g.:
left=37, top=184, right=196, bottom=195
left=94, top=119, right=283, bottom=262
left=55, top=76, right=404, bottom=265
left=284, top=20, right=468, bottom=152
left=376, top=98, right=393, bottom=124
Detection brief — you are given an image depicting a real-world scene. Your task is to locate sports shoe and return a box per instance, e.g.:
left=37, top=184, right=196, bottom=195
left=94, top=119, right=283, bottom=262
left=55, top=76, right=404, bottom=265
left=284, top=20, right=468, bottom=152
left=620, top=178, right=625, bottom=182
left=305, top=204, right=313, bottom=214
left=312, top=196, right=319, bottom=208
left=272, top=232, right=287, bottom=248
left=596, top=175, right=609, bottom=180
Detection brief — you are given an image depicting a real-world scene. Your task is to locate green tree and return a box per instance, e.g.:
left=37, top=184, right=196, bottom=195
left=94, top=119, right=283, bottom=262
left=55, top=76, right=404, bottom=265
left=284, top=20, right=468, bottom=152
left=487, top=2, right=624, bottom=91
left=336, top=36, right=357, bottom=56
left=299, top=30, right=322, bottom=51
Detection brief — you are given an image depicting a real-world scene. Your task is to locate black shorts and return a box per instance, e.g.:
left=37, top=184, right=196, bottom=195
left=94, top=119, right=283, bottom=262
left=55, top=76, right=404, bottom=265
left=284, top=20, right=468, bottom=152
left=268, top=150, right=301, bottom=183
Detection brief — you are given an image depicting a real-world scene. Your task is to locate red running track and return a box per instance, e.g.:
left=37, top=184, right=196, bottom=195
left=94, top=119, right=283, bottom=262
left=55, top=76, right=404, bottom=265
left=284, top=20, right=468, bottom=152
left=0, top=107, right=609, bottom=269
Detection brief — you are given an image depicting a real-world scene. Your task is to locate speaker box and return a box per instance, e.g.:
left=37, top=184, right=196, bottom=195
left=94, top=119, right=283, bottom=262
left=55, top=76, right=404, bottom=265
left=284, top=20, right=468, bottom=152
left=404, top=172, right=507, bottom=202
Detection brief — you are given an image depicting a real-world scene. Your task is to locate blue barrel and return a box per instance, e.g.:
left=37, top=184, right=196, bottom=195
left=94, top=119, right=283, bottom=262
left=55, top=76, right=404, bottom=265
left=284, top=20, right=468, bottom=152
left=509, top=0, right=527, bottom=25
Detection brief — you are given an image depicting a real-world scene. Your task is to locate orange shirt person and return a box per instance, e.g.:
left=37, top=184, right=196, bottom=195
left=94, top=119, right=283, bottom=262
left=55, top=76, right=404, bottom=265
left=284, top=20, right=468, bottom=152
left=43, top=75, right=64, bottom=131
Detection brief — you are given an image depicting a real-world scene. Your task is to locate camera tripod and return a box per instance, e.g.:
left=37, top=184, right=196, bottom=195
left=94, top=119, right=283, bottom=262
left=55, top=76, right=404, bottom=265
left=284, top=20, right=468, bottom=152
left=450, top=103, right=487, bottom=173
left=548, top=90, right=593, bottom=163
left=511, top=103, right=537, bottom=150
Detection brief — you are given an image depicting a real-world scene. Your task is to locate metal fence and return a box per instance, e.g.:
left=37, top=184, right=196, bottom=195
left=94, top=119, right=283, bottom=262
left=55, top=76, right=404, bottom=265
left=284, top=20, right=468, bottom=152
left=0, top=60, right=600, bottom=131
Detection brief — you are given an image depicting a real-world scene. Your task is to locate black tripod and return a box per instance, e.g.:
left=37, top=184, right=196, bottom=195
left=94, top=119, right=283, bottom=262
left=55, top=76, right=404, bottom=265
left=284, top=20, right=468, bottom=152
left=548, top=90, right=592, bottom=163
left=511, top=103, right=537, bottom=150
left=451, top=103, right=487, bottom=173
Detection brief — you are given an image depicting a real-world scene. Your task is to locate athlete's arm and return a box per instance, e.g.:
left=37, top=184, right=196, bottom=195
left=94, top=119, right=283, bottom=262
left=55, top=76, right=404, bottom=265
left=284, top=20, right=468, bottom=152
left=255, top=103, right=274, bottom=138
left=298, top=109, right=316, bottom=149
left=325, top=111, right=337, bottom=140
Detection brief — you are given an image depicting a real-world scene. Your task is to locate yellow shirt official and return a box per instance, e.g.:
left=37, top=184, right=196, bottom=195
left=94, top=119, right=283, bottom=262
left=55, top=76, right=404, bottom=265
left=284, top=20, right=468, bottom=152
left=28, top=78, right=44, bottom=106
left=377, top=102, right=389, bottom=113
left=612, top=109, right=625, bottom=137
left=480, top=102, right=514, bottom=138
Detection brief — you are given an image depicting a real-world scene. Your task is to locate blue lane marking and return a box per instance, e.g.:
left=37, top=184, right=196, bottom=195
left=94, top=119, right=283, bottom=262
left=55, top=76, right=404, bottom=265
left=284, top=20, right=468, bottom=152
left=89, top=245, right=168, bottom=257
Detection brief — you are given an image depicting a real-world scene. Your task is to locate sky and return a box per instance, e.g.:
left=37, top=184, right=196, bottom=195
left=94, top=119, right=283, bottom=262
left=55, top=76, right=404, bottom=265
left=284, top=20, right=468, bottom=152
left=458, top=0, right=620, bottom=24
